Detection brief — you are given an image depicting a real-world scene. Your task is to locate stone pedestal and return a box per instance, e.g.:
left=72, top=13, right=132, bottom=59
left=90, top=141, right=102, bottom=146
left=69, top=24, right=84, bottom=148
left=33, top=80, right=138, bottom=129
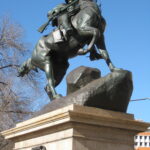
left=1, top=105, right=150, bottom=150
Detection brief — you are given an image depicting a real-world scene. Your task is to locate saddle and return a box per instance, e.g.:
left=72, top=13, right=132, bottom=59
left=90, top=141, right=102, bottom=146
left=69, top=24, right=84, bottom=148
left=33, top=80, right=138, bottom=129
left=52, top=28, right=66, bottom=43
left=52, top=26, right=74, bottom=43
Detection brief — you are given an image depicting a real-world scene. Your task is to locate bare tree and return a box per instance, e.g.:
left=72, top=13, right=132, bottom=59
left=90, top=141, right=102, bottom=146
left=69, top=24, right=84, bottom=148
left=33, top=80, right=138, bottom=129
left=0, top=15, right=42, bottom=149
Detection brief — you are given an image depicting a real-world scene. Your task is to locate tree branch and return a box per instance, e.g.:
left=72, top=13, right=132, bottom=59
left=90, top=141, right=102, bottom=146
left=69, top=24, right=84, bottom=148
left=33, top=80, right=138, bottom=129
left=0, top=64, right=19, bottom=70
left=0, top=110, right=33, bottom=114
left=0, top=81, right=8, bottom=85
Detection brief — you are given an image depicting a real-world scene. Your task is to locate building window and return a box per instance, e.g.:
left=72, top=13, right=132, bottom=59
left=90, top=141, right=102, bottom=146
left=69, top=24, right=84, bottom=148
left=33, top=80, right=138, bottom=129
left=135, top=142, right=137, bottom=146
left=145, top=142, right=147, bottom=146
left=140, top=142, right=142, bottom=146
left=140, top=136, right=142, bottom=139
left=145, top=136, right=147, bottom=140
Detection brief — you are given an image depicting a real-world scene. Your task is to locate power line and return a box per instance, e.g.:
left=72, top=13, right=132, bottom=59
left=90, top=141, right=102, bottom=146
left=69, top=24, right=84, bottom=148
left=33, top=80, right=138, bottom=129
left=130, top=98, right=150, bottom=102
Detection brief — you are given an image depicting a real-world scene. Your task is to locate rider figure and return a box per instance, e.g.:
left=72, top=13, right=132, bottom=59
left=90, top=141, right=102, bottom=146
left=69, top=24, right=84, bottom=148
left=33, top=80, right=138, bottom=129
left=47, top=0, right=102, bottom=60
left=47, top=0, right=78, bottom=40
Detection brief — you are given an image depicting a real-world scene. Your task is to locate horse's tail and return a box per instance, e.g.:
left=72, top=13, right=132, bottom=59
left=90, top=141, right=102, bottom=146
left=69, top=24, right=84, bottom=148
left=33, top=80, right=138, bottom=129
left=18, top=58, right=37, bottom=77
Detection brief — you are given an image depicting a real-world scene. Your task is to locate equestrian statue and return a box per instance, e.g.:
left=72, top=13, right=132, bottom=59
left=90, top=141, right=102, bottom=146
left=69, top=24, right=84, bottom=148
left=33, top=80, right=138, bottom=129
left=18, top=0, right=119, bottom=100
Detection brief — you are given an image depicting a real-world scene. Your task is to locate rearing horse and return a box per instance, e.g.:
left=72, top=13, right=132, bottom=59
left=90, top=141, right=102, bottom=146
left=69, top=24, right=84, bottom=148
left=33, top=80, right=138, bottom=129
left=18, top=0, right=119, bottom=100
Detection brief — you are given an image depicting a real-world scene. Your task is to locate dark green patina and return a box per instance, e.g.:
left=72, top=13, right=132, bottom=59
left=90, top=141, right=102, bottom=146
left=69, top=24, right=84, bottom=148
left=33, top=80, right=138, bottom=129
left=18, top=0, right=120, bottom=100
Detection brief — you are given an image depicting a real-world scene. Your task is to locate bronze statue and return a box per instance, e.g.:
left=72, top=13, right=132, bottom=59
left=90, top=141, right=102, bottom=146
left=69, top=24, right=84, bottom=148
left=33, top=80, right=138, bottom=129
left=18, top=0, right=119, bottom=100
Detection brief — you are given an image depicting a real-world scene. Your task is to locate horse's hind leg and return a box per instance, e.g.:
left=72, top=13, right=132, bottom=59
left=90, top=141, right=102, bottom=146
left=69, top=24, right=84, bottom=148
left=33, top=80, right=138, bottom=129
left=99, top=48, right=116, bottom=72
left=44, top=58, right=61, bottom=100
left=32, top=34, right=61, bottom=100
left=96, top=35, right=120, bottom=72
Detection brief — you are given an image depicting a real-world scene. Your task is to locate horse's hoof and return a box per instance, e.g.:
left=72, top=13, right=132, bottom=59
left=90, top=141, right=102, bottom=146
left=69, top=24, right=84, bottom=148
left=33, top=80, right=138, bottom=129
left=111, top=68, right=123, bottom=72
left=52, top=94, right=62, bottom=100
left=89, top=52, right=102, bottom=61
left=77, top=49, right=86, bottom=55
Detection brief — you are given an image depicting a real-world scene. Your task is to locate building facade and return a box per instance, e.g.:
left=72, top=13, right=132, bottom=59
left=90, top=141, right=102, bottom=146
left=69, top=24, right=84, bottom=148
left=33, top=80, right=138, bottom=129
left=135, top=128, right=150, bottom=150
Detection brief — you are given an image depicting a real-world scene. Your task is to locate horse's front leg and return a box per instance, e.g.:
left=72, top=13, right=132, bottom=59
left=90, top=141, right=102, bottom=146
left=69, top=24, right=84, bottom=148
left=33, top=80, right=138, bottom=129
left=77, top=46, right=102, bottom=61
left=78, top=26, right=100, bottom=53
left=44, top=58, right=62, bottom=100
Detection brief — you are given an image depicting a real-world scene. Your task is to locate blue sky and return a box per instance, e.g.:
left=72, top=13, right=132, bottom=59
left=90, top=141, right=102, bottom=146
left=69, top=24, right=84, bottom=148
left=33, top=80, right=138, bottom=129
left=0, top=0, right=150, bottom=122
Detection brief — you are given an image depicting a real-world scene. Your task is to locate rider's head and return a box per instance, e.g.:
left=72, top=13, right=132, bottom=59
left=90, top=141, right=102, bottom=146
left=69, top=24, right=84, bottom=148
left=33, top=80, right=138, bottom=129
left=65, top=0, right=73, bottom=4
